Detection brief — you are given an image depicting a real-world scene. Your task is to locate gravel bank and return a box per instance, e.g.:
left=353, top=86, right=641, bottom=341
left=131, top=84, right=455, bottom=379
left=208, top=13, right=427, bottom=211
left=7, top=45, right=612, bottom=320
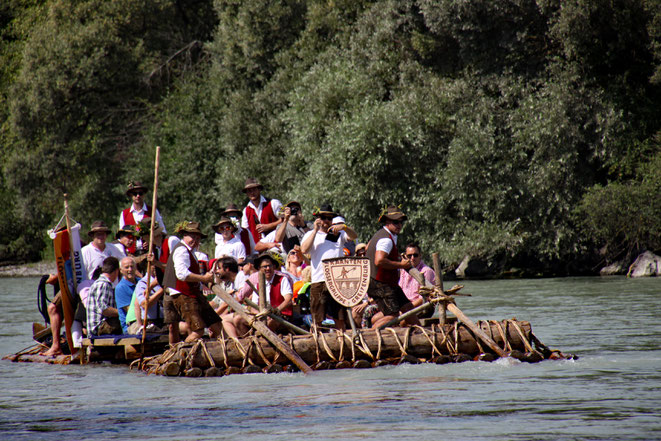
left=0, top=262, right=57, bottom=278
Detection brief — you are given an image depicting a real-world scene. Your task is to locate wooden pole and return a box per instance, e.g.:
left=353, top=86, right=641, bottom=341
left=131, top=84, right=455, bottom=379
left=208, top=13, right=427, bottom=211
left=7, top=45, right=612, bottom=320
left=432, top=252, right=446, bottom=325
left=211, top=284, right=313, bottom=374
left=406, top=267, right=508, bottom=358
left=245, top=281, right=309, bottom=335
left=140, top=146, right=160, bottom=366
left=258, top=271, right=267, bottom=312
left=61, top=194, right=77, bottom=352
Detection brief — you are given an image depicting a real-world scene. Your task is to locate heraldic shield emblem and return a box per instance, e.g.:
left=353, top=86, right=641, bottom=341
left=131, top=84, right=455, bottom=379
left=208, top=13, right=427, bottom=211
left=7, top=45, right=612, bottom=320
left=322, top=256, right=371, bottom=307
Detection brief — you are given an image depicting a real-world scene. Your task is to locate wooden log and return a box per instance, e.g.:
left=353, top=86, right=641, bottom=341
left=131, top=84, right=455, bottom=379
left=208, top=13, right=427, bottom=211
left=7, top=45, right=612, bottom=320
left=407, top=267, right=508, bottom=358
left=191, top=321, right=532, bottom=369
left=211, top=284, right=313, bottom=374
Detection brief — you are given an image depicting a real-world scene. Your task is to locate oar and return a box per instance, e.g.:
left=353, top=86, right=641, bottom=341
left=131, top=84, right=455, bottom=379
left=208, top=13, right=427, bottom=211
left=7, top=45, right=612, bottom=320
left=211, top=284, right=313, bottom=374
left=140, top=146, right=160, bottom=368
left=407, top=267, right=508, bottom=358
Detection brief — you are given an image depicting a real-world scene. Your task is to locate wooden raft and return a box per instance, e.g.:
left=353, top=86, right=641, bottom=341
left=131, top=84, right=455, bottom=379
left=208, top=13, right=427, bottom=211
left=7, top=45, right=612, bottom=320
left=140, top=319, right=569, bottom=376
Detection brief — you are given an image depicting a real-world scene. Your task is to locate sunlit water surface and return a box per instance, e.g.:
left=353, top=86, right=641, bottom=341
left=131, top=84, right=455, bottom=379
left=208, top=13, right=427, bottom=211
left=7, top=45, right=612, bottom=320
left=1, top=276, right=660, bottom=440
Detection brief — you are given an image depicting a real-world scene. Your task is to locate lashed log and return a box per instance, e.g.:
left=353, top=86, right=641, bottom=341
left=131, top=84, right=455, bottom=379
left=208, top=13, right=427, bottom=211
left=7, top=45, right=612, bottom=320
left=210, top=284, right=313, bottom=374
left=408, top=267, right=508, bottom=358
left=185, top=321, right=532, bottom=369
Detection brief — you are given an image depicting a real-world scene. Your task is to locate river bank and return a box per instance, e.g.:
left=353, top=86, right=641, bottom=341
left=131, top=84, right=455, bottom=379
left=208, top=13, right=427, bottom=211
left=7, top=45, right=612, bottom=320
left=0, top=261, right=56, bottom=278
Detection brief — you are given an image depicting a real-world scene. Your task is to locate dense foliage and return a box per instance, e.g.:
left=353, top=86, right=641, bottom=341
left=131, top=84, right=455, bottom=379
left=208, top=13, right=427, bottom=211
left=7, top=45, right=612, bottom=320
left=1, top=0, right=660, bottom=275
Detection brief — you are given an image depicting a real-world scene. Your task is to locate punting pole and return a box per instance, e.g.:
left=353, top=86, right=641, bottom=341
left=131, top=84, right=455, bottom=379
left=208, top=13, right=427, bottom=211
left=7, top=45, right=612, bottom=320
left=140, top=146, right=160, bottom=368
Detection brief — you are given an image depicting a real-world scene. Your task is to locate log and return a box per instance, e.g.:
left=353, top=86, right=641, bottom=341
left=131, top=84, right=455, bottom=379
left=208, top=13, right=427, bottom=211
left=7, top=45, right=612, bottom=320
left=432, top=253, right=447, bottom=325
left=407, top=267, right=508, bottom=358
left=211, top=284, right=313, bottom=374
left=185, top=321, right=532, bottom=369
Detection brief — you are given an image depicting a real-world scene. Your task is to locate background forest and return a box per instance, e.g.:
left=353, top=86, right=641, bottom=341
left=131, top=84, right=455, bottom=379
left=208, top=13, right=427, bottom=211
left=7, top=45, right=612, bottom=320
left=1, top=0, right=660, bottom=276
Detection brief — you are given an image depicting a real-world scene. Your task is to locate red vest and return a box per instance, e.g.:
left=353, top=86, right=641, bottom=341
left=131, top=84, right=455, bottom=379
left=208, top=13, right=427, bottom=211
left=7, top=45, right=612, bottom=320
left=163, top=243, right=201, bottom=298
left=159, top=236, right=172, bottom=264
left=121, top=205, right=153, bottom=254
left=245, top=198, right=277, bottom=244
left=366, top=228, right=401, bottom=286
left=240, top=229, right=253, bottom=255
left=257, top=273, right=292, bottom=316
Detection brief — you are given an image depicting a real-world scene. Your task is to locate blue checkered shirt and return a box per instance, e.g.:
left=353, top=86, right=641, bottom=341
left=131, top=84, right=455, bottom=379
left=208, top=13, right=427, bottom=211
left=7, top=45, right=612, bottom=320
left=86, top=274, right=116, bottom=335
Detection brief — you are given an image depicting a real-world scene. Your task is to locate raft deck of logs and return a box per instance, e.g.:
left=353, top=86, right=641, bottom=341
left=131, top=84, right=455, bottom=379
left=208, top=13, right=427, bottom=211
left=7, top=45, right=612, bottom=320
left=138, top=319, right=575, bottom=377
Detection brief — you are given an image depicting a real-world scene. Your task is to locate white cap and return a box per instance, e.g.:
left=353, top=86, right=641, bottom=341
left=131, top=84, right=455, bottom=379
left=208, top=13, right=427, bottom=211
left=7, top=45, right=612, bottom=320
left=332, top=216, right=345, bottom=225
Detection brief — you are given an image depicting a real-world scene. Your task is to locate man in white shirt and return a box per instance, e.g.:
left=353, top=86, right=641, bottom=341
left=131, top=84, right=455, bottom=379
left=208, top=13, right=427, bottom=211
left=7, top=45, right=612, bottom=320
left=240, top=178, right=282, bottom=244
left=162, top=221, right=220, bottom=343
left=365, top=205, right=420, bottom=329
left=81, top=221, right=124, bottom=279
left=118, top=181, right=166, bottom=254
left=213, top=217, right=246, bottom=262
left=301, top=204, right=357, bottom=331
left=235, top=253, right=294, bottom=334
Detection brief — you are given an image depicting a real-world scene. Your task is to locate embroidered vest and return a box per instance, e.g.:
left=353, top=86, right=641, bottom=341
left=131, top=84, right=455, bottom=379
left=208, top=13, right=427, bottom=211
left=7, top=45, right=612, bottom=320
left=240, top=229, right=253, bottom=255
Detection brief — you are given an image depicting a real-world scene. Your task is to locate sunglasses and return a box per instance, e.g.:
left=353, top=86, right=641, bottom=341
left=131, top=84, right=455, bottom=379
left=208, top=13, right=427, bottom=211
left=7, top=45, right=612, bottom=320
left=259, top=264, right=274, bottom=269
left=319, top=215, right=334, bottom=221
left=391, top=220, right=404, bottom=226
left=132, top=191, right=145, bottom=196
left=220, top=225, right=233, bottom=231
left=406, top=253, right=419, bottom=258
left=288, top=250, right=298, bottom=255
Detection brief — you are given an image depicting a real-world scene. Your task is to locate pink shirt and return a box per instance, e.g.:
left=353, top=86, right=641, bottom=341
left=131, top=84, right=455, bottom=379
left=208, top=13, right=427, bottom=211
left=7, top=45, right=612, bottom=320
left=399, top=262, right=436, bottom=302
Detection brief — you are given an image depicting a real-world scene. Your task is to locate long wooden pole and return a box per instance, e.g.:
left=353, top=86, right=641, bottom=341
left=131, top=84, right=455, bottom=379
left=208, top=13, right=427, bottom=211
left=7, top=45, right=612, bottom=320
left=407, top=267, right=508, bottom=358
left=211, top=284, right=313, bottom=374
left=140, top=146, right=160, bottom=364
left=61, top=194, right=77, bottom=352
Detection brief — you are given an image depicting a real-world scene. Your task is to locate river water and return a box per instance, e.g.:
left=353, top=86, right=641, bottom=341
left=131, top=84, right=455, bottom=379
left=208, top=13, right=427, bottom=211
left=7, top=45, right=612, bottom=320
left=1, top=276, right=660, bottom=440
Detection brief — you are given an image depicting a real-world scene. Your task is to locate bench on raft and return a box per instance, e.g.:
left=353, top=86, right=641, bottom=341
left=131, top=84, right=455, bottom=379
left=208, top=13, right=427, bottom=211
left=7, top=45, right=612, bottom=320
left=81, top=333, right=169, bottom=364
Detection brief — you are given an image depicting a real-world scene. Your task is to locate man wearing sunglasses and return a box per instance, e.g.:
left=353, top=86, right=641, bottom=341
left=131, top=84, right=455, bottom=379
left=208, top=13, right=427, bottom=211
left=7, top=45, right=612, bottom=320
left=301, top=203, right=357, bottom=330
left=365, top=205, right=421, bottom=328
left=119, top=181, right=166, bottom=253
left=398, top=243, right=436, bottom=312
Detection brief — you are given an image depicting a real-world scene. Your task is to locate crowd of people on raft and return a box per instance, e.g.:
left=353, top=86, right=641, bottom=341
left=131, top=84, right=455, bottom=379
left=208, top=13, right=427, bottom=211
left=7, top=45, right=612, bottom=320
left=41, top=178, right=437, bottom=357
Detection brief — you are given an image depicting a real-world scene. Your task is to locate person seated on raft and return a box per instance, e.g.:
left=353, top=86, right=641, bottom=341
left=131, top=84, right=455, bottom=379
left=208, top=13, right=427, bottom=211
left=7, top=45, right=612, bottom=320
left=208, top=256, right=241, bottom=337
left=127, top=263, right=168, bottom=334
left=115, top=256, right=139, bottom=333
left=213, top=217, right=246, bottom=263
left=86, top=256, right=123, bottom=336
left=398, top=242, right=436, bottom=313
left=233, top=252, right=293, bottom=335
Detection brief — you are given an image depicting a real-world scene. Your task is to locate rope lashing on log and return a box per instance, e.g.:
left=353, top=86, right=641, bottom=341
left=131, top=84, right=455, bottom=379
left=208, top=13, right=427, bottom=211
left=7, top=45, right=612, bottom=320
left=413, top=325, right=443, bottom=357
left=491, top=320, right=512, bottom=352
